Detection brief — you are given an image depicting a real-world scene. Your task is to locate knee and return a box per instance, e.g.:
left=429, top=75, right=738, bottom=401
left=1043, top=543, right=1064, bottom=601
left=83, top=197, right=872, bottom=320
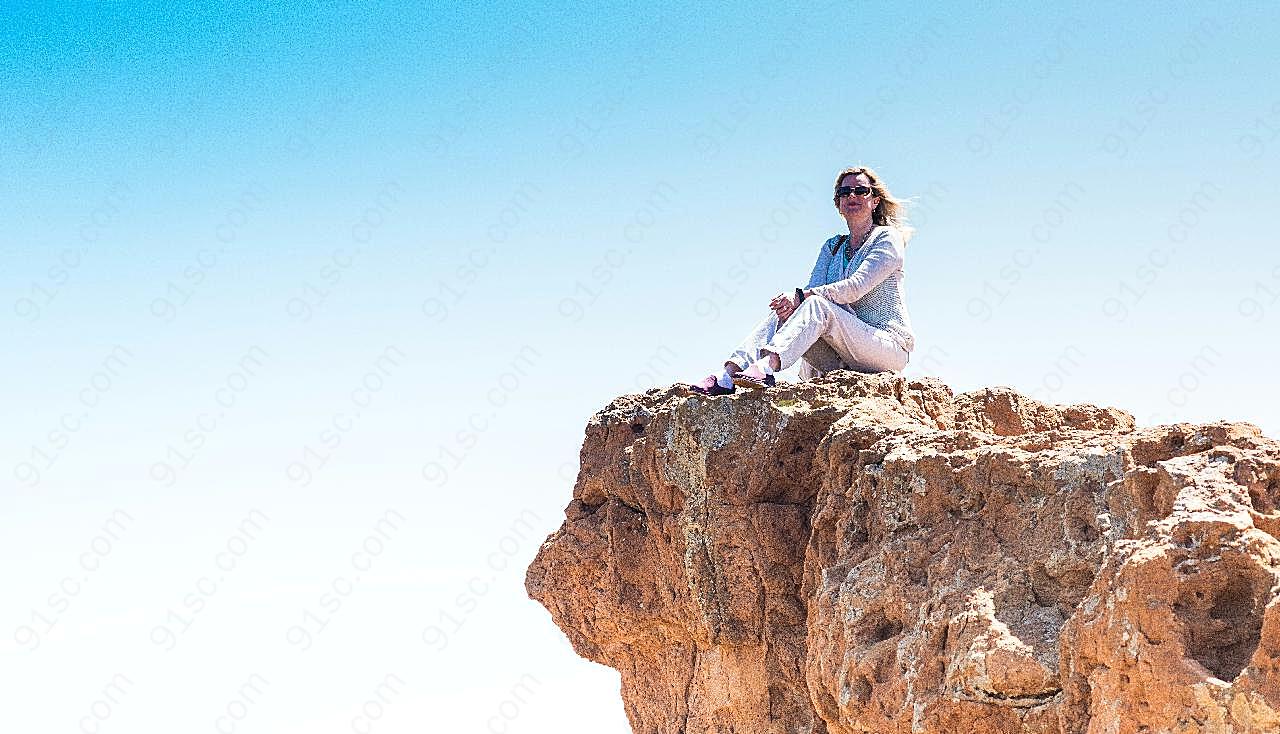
left=800, top=294, right=834, bottom=317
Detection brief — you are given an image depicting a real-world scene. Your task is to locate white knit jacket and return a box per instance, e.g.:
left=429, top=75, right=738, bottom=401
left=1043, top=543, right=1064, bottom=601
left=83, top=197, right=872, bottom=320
left=804, top=226, right=916, bottom=353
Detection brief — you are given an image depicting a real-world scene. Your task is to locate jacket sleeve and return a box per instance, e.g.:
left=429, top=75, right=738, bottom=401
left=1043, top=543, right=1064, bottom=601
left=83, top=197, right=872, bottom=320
left=808, top=229, right=904, bottom=305
left=804, top=237, right=837, bottom=289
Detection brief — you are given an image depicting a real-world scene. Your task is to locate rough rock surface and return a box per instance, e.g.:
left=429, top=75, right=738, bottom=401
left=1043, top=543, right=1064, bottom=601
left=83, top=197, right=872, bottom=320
left=525, top=372, right=1280, bottom=733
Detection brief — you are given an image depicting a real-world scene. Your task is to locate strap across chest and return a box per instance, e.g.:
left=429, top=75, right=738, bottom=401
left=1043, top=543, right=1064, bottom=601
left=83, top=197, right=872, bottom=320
left=831, top=227, right=878, bottom=263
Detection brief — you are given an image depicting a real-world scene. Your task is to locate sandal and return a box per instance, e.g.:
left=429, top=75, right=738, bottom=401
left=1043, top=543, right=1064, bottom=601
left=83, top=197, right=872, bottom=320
left=731, top=366, right=776, bottom=390
left=683, top=374, right=735, bottom=396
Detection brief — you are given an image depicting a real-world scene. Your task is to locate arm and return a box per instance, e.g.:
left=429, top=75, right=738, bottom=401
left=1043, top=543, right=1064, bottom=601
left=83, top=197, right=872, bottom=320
left=776, top=237, right=839, bottom=323
left=807, top=230, right=904, bottom=305
left=804, top=236, right=838, bottom=290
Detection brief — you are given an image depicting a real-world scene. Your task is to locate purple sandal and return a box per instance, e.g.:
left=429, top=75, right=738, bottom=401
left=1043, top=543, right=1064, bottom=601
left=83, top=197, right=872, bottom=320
left=683, top=374, right=735, bottom=396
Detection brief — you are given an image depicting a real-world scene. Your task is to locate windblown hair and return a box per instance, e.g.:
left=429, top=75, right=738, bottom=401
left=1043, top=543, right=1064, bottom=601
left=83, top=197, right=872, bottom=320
left=832, top=166, right=914, bottom=239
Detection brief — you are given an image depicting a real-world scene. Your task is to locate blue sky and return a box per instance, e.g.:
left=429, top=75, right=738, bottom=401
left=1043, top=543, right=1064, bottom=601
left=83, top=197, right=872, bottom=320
left=4, top=2, right=1279, bottom=732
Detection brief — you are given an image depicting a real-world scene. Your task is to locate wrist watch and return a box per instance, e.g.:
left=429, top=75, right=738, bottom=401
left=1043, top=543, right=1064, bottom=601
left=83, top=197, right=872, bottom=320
left=795, top=287, right=807, bottom=304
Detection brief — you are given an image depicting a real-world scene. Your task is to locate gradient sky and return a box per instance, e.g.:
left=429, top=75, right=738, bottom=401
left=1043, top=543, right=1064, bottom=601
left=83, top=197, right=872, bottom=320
left=4, top=2, right=1279, bottom=733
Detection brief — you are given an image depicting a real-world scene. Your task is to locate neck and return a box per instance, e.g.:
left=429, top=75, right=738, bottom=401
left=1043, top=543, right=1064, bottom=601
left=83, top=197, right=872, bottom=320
left=846, top=219, right=875, bottom=241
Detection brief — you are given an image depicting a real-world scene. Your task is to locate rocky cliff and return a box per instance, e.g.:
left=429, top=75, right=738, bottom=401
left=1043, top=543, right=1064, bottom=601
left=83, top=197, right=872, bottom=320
left=525, top=372, right=1280, bottom=734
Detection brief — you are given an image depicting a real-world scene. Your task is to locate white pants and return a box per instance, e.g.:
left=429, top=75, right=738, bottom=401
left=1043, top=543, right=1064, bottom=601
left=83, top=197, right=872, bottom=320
left=725, top=295, right=909, bottom=377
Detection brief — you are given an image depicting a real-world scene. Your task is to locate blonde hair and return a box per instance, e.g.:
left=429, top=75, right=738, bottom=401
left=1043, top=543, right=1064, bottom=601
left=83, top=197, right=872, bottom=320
left=833, top=166, right=914, bottom=239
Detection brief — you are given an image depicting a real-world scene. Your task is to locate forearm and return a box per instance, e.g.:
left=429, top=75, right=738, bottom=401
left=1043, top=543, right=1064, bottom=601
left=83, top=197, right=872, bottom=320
left=808, top=243, right=901, bottom=305
left=804, top=237, right=837, bottom=290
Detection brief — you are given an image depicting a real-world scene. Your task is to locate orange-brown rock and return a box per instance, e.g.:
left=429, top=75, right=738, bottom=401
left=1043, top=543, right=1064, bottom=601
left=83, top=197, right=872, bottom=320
left=525, top=372, right=1280, bottom=733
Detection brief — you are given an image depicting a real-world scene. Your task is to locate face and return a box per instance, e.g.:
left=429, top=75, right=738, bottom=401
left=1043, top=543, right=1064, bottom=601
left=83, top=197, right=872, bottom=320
left=835, top=172, right=880, bottom=224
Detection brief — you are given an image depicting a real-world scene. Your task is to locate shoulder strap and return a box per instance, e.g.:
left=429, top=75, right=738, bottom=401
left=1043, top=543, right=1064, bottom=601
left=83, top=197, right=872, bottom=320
left=831, top=234, right=849, bottom=256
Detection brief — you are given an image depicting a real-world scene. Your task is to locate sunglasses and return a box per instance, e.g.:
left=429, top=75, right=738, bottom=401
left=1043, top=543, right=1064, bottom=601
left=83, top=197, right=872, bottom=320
left=836, top=185, right=874, bottom=198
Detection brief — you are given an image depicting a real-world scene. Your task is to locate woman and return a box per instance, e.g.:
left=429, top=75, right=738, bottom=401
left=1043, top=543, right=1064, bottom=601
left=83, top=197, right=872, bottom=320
left=687, top=166, right=916, bottom=394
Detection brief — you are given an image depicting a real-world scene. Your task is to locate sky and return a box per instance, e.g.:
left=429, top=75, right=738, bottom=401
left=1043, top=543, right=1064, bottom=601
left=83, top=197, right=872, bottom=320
left=3, top=2, right=1279, bottom=732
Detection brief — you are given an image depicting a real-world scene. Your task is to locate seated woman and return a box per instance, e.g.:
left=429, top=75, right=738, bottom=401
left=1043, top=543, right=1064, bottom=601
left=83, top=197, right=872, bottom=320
left=687, top=165, right=916, bottom=394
